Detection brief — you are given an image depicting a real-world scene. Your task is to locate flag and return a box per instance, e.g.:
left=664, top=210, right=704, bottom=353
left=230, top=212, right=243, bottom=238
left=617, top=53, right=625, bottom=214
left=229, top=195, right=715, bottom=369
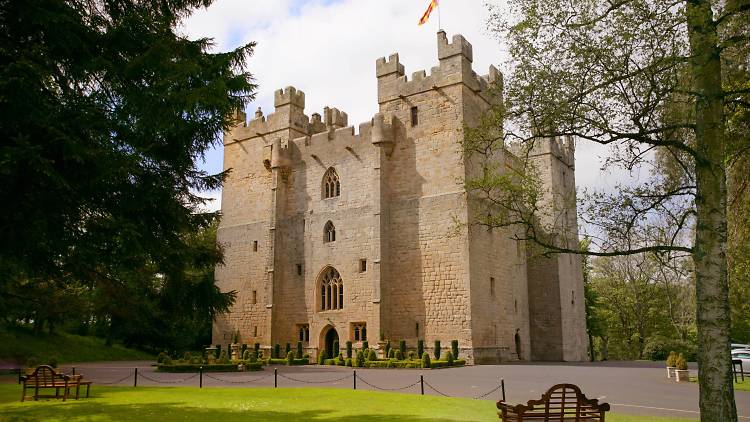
left=418, top=0, right=438, bottom=25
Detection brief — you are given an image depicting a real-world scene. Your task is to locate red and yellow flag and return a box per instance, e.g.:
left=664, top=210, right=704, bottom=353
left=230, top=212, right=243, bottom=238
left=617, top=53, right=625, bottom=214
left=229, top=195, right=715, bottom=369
left=418, top=0, right=438, bottom=25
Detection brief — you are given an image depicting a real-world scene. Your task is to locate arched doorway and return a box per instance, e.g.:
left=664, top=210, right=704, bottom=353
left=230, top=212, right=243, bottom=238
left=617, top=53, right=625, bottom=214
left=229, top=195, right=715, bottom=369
left=323, top=326, right=339, bottom=359
left=515, top=329, right=522, bottom=361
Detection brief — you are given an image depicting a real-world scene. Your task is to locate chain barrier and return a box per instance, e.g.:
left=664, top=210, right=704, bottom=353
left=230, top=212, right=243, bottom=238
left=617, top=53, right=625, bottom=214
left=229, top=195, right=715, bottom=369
left=276, top=372, right=352, bottom=384
left=137, top=372, right=199, bottom=384
left=88, top=373, right=134, bottom=385
left=203, top=372, right=274, bottom=384
left=422, top=379, right=451, bottom=397
left=472, top=382, right=505, bottom=400
left=356, top=376, right=421, bottom=392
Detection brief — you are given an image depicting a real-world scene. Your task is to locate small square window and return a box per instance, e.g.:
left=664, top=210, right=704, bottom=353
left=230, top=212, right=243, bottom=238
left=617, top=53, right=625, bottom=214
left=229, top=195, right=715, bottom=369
left=410, top=106, right=418, bottom=127
left=253, top=240, right=258, bottom=252
left=297, top=264, right=302, bottom=276
left=360, top=259, right=367, bottom=272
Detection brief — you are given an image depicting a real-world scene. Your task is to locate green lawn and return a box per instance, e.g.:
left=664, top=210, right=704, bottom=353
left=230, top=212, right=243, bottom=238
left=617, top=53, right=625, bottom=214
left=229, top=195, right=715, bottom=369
left=0, top=327, right=153, bottom=365
left=0, top=385, right=698, bottom=422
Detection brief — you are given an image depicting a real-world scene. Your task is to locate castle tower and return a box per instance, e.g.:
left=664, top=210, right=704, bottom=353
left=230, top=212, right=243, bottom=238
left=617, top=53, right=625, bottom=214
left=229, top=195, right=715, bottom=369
left=213, top=31, right=586, bottom=364
left=526, top=136, right=588, bottom=361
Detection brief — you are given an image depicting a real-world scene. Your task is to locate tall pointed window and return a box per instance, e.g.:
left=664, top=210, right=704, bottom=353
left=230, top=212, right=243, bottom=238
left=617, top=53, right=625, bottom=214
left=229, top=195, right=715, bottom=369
left=319, top=267, right=343, bottom=311
left=322, top=167, right=340, bottom=199
left=324, top=221, right=336, bottom=243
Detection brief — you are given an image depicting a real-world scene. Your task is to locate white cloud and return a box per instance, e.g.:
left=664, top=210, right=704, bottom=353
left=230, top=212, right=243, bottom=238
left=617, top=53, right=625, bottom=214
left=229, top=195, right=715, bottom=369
left=182, top=0, right=633, bottom=213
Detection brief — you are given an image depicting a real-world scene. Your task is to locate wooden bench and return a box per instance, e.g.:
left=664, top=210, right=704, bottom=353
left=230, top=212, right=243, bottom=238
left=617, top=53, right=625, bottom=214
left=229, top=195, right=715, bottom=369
left=497, top=383, right=610, bottom=421
left=20, top=365, right=72, bottom=402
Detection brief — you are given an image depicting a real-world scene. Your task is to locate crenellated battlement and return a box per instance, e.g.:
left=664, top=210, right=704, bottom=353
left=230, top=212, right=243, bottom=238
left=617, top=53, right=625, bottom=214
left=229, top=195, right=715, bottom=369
left=376, top=53, right=405, bottom=78
left=376, top=31, right=502, bottom=104
left=437, top=31, right=473, bottom=62
left=274, top=86, right=305, bottom=109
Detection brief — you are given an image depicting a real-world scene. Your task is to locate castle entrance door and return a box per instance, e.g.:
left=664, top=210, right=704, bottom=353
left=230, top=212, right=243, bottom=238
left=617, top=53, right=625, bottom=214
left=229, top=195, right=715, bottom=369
left=324, top=327, right=339, bottom=358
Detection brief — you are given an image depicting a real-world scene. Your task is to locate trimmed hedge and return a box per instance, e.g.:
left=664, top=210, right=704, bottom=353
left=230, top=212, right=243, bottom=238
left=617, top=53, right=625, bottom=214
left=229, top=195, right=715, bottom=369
left=430, top=359, right=466, bottom=369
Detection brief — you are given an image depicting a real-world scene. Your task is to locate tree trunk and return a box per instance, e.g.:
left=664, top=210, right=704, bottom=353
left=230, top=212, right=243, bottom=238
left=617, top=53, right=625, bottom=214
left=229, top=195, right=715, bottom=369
left=686, top=1, right=736, bottom=421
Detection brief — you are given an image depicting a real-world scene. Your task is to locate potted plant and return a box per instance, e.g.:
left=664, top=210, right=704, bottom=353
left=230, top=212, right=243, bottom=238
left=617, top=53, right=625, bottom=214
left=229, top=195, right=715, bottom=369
left=674, top=353, right=690, bottom=382
left=666, top=351, right=678, bottom=379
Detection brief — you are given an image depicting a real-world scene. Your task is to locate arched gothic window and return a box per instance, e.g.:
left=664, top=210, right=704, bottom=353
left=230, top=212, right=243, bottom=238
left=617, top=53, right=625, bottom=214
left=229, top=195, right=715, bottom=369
left=319, top=267, right=343, bottom=311
left=322, top=168, right=341, bottom=199
left=324, top=221, right=336, bottom=243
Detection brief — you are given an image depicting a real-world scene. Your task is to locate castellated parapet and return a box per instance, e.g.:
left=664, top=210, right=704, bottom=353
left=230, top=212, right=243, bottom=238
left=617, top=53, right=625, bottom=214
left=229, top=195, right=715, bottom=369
left=214, top=32, right=587, bottom=363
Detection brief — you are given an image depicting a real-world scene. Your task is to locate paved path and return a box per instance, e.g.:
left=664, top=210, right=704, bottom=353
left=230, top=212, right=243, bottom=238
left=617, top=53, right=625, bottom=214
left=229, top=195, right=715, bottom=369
left=20, top=360, right=750, bottom=419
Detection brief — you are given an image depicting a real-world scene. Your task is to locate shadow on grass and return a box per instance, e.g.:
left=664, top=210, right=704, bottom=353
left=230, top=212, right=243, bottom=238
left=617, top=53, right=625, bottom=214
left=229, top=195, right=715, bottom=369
left=0, top=400, right=484, bottom=422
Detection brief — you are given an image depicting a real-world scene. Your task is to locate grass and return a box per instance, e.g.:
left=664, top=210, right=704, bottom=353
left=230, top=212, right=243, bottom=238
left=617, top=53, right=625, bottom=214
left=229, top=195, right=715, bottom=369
left=0, top=327, right=153, bottom=365
left=0, top=384, right=698, bottom=422
left=689, top=375, right=750, bottom=392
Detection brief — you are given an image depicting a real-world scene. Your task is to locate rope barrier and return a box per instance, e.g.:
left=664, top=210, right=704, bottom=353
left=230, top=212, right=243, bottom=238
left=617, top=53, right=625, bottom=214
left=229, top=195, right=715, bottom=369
left=276, top=372, right=352, bottom=384
left=137, top=372, right=199, bottom=384
left=422, top=379, right=451, bottom=397
left=356, top=375, right=421, bottom=392
left=203, top=372, right=274, bottom=384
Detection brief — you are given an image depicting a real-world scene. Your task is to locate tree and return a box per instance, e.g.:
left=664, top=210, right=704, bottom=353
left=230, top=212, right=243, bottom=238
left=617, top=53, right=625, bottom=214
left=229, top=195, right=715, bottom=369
left=0, top=0, right=253, bottom=345
left=466, top=1, right=749, bottom=419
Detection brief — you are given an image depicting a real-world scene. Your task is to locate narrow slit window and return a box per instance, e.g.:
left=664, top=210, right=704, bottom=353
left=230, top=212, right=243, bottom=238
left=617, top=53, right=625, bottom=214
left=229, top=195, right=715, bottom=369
left=360, top=259, right=367, bottom=272
left=253, top=326, right=258, bottom=337
left=253, top=240, right=258, bottom=252
left=297, top=264, right=302, bottom=276
left=252, top=290, right=257, bottom=304
left=490, top=277, right=495, bottom=297
left=410, top=106, right=418, bottom=127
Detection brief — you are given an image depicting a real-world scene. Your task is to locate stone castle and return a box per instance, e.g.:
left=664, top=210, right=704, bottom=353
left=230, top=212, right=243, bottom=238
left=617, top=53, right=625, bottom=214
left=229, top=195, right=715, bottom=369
left=213, top=31, right=588, bottom=363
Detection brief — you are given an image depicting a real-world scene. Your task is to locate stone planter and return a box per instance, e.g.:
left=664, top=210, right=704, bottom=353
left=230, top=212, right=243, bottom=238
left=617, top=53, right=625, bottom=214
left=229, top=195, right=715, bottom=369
left=205, top=347, right=217, bottom=364
left=666, top=366, right=676, bottom=379
left=230, top=344, right=240, bottom=361
left=675, top=369, right=690, bottom=382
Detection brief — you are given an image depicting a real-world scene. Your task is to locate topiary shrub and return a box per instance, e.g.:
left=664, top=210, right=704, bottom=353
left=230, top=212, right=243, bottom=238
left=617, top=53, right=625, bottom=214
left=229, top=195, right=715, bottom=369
left=368, top=349, right=377, bottom=362
left=274, top=344, right=281, bottom=359
left=183, top=351, right=193, bottom=361
left=241, top=344, right=248, bottom=359
left=162, top=356, right=173, bottom=365
left=287, top=351, right=295, bottom=366
left=417, top=340, right=424, bottom=358
left=394, top=350, right=403, bottom=360
left=318, top=350, right=327, bottom=365
left=285, top=343, right=291, bottom=356
left=296, top=341, right=303, bottom=359
left=215, top=345, right=222, bottom=360
left=434, top=340, right=441, bottom=360
left=346, top=341, right=353, bottom=359
left=218, top=351, right=229, bottom=364
left=345, top=358, right=352, bottom=367
left=157, top=351, right=169, bottom=364
left=248, top=351, right=257, bottom=364
left=676, top=353, right=688, bottom=370
left=333, top=340, right=339, bottom=358
left=388, top=349, right=395, bottom=359
left=451, top=340, right=459, bottom=359
left=384, top=340, right=391, bottom=358
left=242, top=350, right=251, bottom=360
left=356, top=350, right=365, bottom=367
left=254, top=343, right=260, bottom=358
left=666, top=351, right=678, bottom=367
left=407, top=351, right=416, bottom=360
left=421, top=352, right=431, bottom=368
left=399, top=340, right=407, bottom=357
left=362, top=340, right=368, bottom=350
left=445, top=351, right=454, bottom=365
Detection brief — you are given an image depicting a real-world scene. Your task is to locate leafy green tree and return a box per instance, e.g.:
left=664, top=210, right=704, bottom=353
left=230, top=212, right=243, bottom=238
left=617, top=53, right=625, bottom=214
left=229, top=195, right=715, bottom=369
left=0, top=0, right=253, bottom=350
left=465, top=1, right=749, bottom=419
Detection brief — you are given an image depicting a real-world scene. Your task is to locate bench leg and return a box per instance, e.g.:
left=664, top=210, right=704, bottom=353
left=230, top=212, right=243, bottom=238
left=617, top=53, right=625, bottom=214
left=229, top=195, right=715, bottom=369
left=21, top=384, right=26, bottom=402
left=34, top=385, right=39, bottom=401
left=86, top=384, right=90, bottom=398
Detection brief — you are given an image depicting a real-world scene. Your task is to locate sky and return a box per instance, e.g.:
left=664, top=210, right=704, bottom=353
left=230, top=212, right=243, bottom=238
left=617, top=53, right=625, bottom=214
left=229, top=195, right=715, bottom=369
left=180, top=0, right=631, bottom=212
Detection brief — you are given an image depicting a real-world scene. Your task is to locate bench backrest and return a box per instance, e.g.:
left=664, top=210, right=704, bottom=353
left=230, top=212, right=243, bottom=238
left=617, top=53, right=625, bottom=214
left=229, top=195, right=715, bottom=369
left=27, top=365, right=62, bottom=386
left=498, top=383, right=609, bottom=421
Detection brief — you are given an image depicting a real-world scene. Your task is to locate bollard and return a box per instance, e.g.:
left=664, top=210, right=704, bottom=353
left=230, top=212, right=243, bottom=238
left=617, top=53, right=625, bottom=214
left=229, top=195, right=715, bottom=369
left=72, top=367, right=76, bottom=376
left=134, top=367, right=138, bottom=387
left=17, top=368, right=21, bottom=384
left=199, top=367, right=203, bottom=388
left=353, top=370, right=357, bottom=390
left=274, top=368, right=277, bottom=388
left=501, top=379, right=506, bottom=402
left=420, top=374, right=424, bottom=395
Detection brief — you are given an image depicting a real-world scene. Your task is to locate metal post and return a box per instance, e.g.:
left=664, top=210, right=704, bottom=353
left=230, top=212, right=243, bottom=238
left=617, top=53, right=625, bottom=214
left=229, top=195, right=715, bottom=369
left=353, top=370, right=357, bottom=390
left=72, top=367, right=76, bottom=376
left=420, top=374, right=424, bottom=395
left=274, top=368, right=277, bottom=388
left=133, top=367, right=138, bottom=387
left=501, top=379, right=506, bottom=402
left=17, top=368, right=21, bottom=384
left=199, top=367, right=203, bottom=388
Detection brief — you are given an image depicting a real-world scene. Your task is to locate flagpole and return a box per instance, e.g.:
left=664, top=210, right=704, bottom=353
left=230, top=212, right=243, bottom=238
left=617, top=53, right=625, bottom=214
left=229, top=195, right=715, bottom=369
left=438, top=2, right=442, bottom=30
